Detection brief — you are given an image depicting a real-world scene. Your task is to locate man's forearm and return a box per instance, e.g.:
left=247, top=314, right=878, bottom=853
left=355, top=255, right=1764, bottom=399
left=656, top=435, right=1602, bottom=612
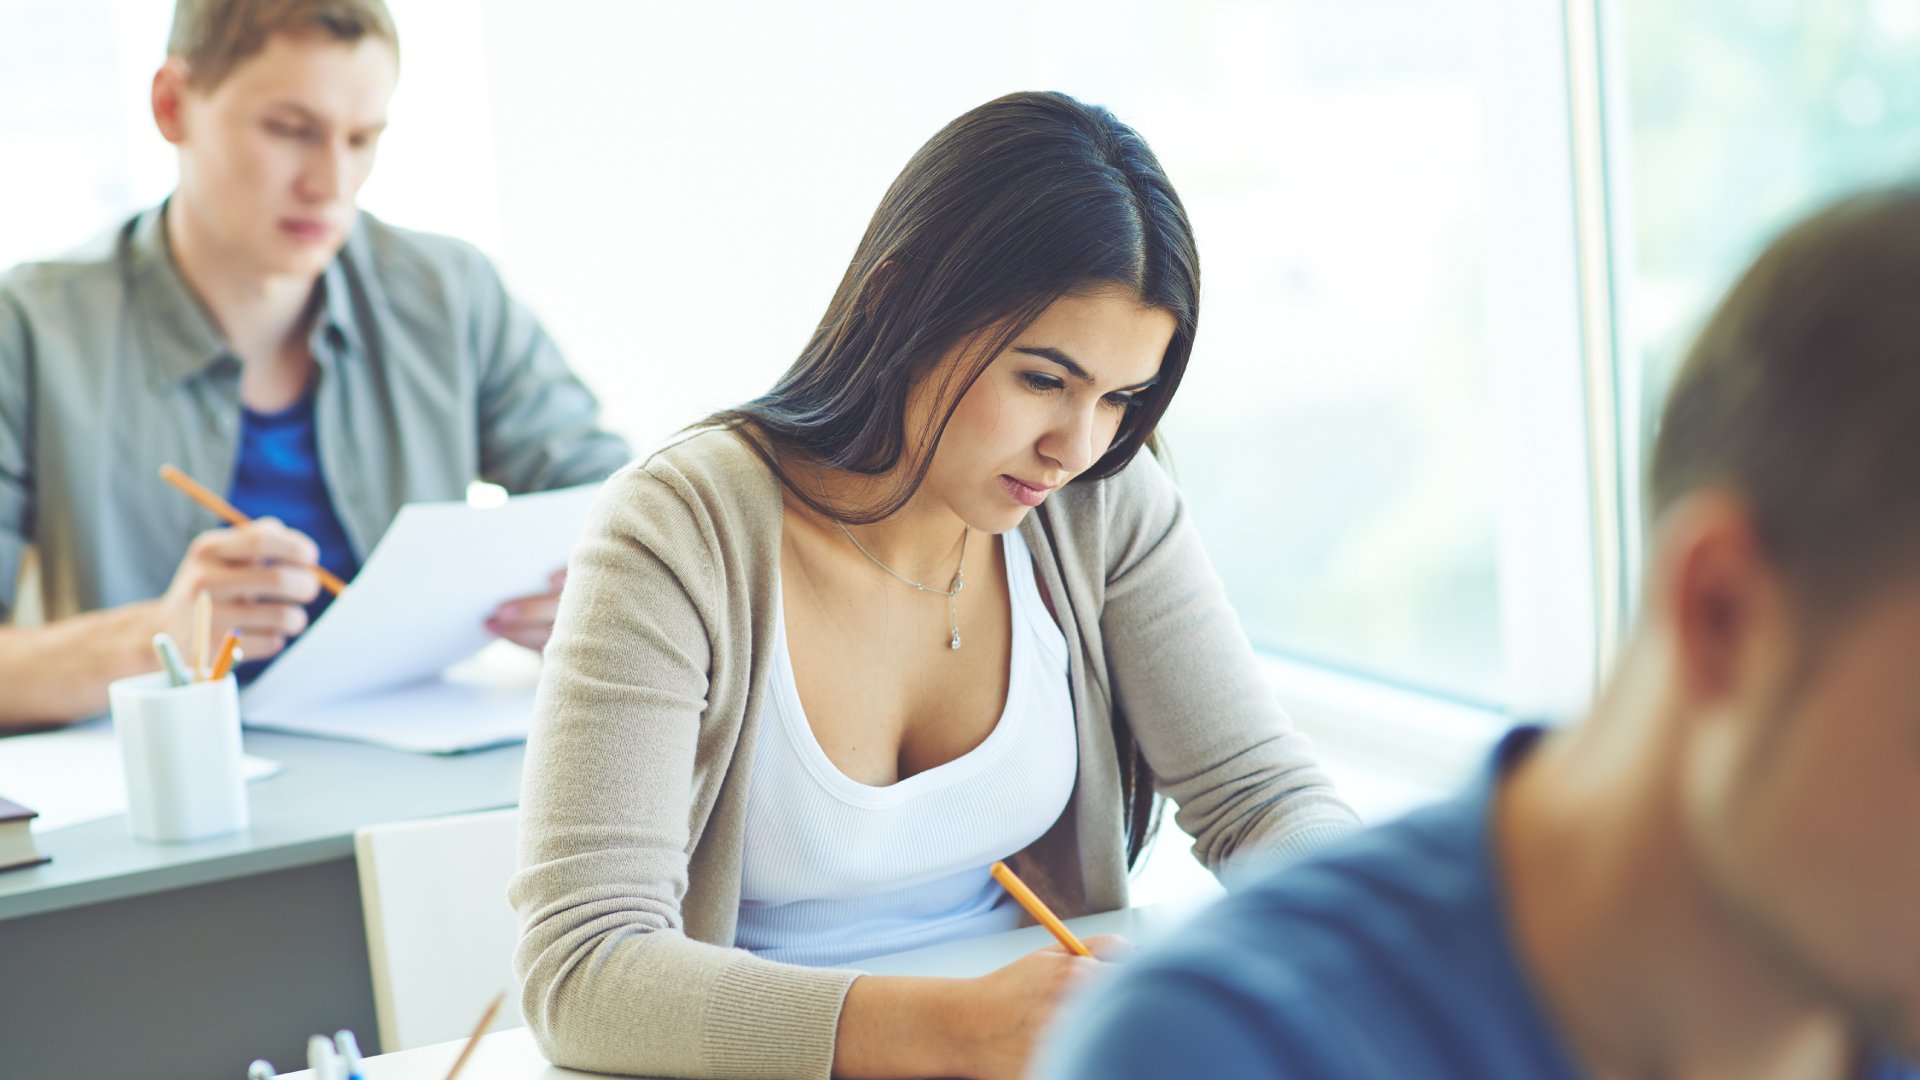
left=0, top=601, right=163, bottom=729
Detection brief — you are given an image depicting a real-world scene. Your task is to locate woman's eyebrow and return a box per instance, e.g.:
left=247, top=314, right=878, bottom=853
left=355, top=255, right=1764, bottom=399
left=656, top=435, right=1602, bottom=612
left=1014, top=345, right=1161, bottom=392
left=1014, top=346, right=1093, bottom=383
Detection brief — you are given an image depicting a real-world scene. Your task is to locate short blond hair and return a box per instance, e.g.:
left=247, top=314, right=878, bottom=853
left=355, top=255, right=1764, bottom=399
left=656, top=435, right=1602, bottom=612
left=167, top=0, right=398, bottom=89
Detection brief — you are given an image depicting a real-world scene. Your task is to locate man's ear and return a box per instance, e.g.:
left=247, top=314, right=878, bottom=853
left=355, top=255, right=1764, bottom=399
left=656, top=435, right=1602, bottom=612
left=152, top=59, right=194, bottom=145
left=1650, top=491, right=1785, bottom=712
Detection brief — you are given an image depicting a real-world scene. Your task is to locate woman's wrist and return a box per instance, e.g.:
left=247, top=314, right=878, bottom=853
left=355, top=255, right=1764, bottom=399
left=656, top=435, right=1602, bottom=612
left=921, top=974, right=984, bottom=1073
left=834, top=974, right=976, bottom=1078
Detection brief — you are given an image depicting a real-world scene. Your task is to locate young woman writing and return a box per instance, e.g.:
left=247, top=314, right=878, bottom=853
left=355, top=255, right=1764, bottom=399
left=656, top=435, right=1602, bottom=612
left=511, top=90, right=1358, bottom=1080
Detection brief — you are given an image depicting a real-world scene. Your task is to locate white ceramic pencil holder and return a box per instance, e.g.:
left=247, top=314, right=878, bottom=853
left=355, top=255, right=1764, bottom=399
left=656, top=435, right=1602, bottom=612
left=108, top=671, right=249, bottom=843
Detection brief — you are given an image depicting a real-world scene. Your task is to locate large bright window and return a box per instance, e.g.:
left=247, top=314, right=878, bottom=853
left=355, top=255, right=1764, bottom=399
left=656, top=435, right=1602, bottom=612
left=1612, top=0, right=1920, bottom=589
left=0, top=0, right=167, bottom=270
left=11, top=0, right=1890, bottom=747
left=459, top=0, right=1596, bottom=718
left=1142, top=2, right=1590, bottom=710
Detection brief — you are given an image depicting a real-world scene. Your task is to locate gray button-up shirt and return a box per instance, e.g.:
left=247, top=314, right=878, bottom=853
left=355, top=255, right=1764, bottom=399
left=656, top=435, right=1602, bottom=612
left=0, top=203, right=633, bottom=622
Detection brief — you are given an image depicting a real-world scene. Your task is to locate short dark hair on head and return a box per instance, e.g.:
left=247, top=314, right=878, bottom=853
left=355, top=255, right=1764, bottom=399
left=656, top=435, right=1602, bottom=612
left=167, top=0, right=398, bottom=90
left=1649, top=186, right=1920, bottom=610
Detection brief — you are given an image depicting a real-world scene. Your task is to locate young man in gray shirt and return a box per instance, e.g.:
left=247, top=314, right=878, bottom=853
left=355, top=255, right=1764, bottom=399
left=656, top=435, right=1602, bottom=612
left=0, top=0, right=630, bottom=728
left=1042, top=188, right=1920, bottom=1079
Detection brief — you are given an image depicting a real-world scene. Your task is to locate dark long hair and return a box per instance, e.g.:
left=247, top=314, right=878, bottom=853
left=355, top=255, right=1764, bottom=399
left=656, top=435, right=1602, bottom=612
left=709, top=90, right=1197, bottom=869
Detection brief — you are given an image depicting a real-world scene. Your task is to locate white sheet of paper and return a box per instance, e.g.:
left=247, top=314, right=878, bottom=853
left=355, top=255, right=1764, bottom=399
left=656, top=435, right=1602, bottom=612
left=0, top=719, right=281, bottom=833
left=242, top=644, right=543, bottom=754
left=240, top=483, right=599, bottom=734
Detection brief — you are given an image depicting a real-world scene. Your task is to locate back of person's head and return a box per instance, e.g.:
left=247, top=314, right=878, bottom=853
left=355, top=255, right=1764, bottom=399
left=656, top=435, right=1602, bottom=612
left=1628, top=188, right=1920, bottom=1066
left=1649, top=186, right=1920, bottom=618
left=168, top=0, right=399, bottom=89
left=715, top=90, right=1200, bottom=525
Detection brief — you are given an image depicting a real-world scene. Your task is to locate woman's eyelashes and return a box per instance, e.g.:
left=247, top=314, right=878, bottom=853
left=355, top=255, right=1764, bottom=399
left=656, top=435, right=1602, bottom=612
left=1020, top=371, right=1064, bottom=394
left=1019, top=371, right=1143, bottom=410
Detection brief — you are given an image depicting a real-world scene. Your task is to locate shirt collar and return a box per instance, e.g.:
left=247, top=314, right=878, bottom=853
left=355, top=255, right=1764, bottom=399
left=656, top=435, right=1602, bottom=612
left=128, top=199, right=364, bottom=388
left=312, top=233, right=363, bottom=358
left=127, top=202, right=231, bottom=389
left=1489, top=723, right=1549, bottom=778
left=1479, top=724, right=1920, bottom=1080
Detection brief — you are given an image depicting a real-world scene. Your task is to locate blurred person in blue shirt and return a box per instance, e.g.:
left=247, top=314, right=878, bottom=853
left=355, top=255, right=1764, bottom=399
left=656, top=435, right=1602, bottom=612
left=1040, top=187, right=1920, bottom=1080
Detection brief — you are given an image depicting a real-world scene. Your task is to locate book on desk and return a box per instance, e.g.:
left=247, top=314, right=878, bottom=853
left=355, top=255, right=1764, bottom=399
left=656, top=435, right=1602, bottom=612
left=0, top=794, right=51, bottom=873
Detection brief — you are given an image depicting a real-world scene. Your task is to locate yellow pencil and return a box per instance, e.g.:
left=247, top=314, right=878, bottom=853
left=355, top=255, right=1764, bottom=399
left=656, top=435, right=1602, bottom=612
left=208, top=631, right=242, bottom=682
left=990, top=860, right=1094, bottom=958
left=159, top=464, right=348, bottom=596
left=442, top=990, right=505, bottom=1080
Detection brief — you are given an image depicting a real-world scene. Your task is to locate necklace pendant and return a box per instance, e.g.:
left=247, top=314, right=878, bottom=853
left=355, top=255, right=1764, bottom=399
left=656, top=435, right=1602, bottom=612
left=950, top=629, right=962, bottom=650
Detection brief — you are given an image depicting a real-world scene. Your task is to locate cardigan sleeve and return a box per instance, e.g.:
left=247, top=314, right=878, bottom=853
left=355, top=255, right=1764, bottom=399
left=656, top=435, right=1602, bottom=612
left=1095, top=451, right=1362, bottom=877
left=509, top=462, right=858, bottom=1079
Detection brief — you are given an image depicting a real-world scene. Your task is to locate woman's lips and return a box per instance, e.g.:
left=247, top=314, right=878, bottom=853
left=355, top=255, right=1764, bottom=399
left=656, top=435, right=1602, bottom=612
left=1000, top=475, right=1053, bottom=507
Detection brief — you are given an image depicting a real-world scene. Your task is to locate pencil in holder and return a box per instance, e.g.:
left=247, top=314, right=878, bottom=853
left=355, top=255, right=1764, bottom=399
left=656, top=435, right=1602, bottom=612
left=108, top=671, right=250, bottom=843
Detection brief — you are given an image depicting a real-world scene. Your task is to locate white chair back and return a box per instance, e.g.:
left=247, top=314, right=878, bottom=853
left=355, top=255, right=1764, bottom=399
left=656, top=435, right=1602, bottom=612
left=354, top=806, right=523, bottom=1052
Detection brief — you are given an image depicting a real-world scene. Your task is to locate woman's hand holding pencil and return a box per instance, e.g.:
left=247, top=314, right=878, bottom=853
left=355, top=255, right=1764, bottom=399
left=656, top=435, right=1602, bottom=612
left=940, top=933, right=1128, bottom=1080
left=946, top=861, right=1130, bottom=1080
left=835, top=861, right=1125, bottom=1080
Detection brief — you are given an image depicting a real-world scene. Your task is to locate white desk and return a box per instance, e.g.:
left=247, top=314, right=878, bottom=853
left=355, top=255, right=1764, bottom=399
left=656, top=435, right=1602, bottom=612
left=271, top=905, right=1200, bottom=1079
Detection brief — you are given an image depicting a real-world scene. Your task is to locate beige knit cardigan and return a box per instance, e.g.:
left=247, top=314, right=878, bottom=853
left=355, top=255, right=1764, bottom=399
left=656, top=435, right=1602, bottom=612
left=510, top=429, right=1358, bottom=1078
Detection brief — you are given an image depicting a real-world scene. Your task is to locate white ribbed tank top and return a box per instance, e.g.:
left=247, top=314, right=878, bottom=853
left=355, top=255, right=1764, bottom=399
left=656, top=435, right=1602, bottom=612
left=734, top=528, right=1078, bottom=967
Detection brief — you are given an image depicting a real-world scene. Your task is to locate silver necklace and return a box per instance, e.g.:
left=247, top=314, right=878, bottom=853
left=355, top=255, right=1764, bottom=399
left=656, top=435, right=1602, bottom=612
left=837, top=522, right=970, bottom=650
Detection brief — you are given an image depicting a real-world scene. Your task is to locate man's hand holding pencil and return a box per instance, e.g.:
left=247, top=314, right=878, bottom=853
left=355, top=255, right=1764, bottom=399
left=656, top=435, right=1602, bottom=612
left=151, top=464, right=344, bottom=666
left=154, top=517, right=325, bottom=666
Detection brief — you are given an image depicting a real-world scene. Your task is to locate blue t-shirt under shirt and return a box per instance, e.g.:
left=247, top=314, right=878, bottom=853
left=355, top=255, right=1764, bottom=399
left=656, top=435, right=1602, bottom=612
left=225, top=393, right=359, bottom=680
left=1040, top=727, right=1920, bottom=1080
